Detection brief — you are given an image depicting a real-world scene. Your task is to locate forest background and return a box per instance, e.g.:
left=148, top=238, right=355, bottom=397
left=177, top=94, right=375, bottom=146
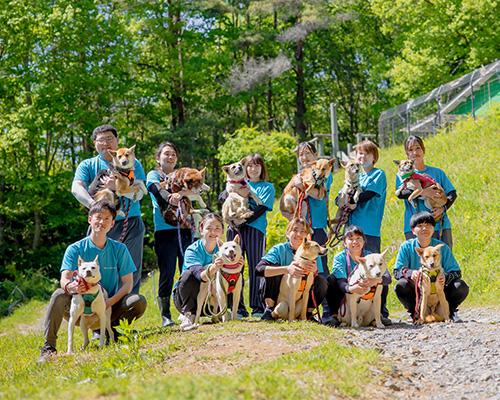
left=1, top=0, right=499, bottom=313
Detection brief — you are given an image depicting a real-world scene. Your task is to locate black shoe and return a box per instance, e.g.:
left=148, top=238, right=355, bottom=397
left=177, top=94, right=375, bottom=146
left=162, top=316, right=175, bottom=327
left=237, top=308, right=249, bottom=318
left=323, top=316, right=340, bottom=328
left=260, top=307, right=274, bottom=321
left=37, top=345, right=57, bottom=363
left=451, top=313, right=463, bottom=323
left=381, top=316, right=392, bottom=326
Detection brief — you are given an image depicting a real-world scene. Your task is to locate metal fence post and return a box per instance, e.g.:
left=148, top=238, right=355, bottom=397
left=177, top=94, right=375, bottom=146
left=330, top=103, right=339, bottom=169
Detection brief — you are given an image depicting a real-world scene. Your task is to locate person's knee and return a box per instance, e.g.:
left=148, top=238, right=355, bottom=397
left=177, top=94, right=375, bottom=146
left=394, top=279, right=414, bottom=298
left=129, top=294, right=147, bottom=319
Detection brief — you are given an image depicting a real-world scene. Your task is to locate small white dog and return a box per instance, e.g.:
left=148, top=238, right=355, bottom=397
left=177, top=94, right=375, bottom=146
left=339, top=250, right=388, bottom=328
left=67, top=256, right=114, bottom=354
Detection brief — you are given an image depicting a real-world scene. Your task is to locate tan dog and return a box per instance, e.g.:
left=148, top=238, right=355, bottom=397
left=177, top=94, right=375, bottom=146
left=332, top=160, right=362, bottom=226
left=339, top=250, right=388, bottom=328
left=280, top=158, right=335, bottom=219
left=189, top=236, right=243, bottom=330
left=272, top=237, right=327, bottom=321
left=222, top=159, right=262, bottom=223
left=394, top=159, right=447, bottom=219
left=88, top=145, right=147, bottom=215
left=67, top=256, right=114, bottom=354
left=414, top=244, right=451, bottom=324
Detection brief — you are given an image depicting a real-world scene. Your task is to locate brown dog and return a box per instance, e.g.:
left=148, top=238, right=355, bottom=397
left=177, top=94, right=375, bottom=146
left=394, top=159, right=447, bottom=220
left=414, top=244, right=451, bottom=324
left=271, top=237, right=327, bottom=321
left=280, top=158, right=335, bottom=220
left=332, top=160, right=362, bottom=227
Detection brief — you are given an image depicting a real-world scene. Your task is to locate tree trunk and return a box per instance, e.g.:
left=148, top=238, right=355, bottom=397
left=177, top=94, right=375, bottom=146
left=33, top=210, right=41, bottom=251
left=267, top=78, right=273, bottom=133
left=295, top=39, right=307, bottom=139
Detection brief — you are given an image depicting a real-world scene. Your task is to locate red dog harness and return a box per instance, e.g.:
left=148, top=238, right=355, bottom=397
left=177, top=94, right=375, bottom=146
left=401, top=172, right=436, bottom=190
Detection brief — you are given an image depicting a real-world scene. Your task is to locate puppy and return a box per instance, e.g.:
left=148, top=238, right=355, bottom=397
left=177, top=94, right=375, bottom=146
left=67, top=256, right=114, bottom=354
left=222, top=159, right=262, bottom=223
left=88, top=145, right=147, bottom=215
left=414, top=244, right=451, bottom=324
left=332, top=160, right=362, bottom=226
left=280, top=158, right=335, bottom=219
left=394, top=159, right=447, bottom=218
left=272, top=237, right=327, bottom=321
left=339, top=250, right=388, bottom=328
left=192, top=236, right=243, bottom=328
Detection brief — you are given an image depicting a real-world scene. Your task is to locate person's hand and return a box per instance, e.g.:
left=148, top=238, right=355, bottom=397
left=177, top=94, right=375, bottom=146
left=300, top=259, right=318, bottom=275
left=411, top=270, right=419, bottom=281
left=292, top=175, right=304, bottom=189
left=169, top=193, right=183, bottom=206
left=178, top=189, right=196, bottom=197
left=99, top=175, right=116, bottom=191
left=213, top=257, right=224, bottom=271
left=105, top=297, right=113, bottom=309
left=359, top=277, right=382, bottom=287
left=348, top=283, right=369, bottom=295
left=286, top=261, right=307, bottom=278
left=237, top=187, right=250, bottom=197
left=237, top=257, right=245, bottom=268
left=232, top=218, right=246, bottom=227
left=431, top=206, right=444, bottom=219
left=66, top=280, right=87, bottom=294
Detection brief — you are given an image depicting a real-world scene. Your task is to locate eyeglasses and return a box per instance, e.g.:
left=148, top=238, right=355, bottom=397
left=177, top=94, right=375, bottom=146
left=95, top=136, right=116, bottom=144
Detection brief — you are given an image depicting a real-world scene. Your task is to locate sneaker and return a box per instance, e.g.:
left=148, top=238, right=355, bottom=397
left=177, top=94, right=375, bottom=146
left=180, top=312, right=195, bottom=330
left=162, top=316, right=175, bottom=327
left=91, top=330, right=101, bottom=341
left=251, top=312, right=264, bottom=318
left=260, top=307, right=274, bottom=321
left=451, top=313, right=463, bottom=323
left=37, top=345, right=57, bottom=363
left=323, top=316, right=340, bottom=328
left=381, top=316, right=392, bottom=326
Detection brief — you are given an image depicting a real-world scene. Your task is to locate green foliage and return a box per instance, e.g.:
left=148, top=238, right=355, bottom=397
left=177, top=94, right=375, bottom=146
left=217, top=126, right=297, bottom=194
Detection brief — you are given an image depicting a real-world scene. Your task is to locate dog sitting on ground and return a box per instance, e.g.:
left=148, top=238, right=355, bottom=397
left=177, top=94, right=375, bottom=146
left=67, top=256, right=114, bottom=354
left=331, top=160, right=362, bottom=227
left=189, top=236, right=243, bottom=330
left=279, top=158, right=336, bottom=220
left=221, top=159, right=262, bottom=224
left=88, top=145, right=147, bottom=216
left=414, top=244, right=451, bottom=324
left=394, top=159, right=447, bottom=219
left=272, top=237, right=327, bottom=321
left=339, top=250, right=388, bottom=328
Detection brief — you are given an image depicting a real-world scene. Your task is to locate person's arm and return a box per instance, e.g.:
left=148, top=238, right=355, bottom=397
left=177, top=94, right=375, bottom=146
left=71, top=180, right=95, bottom=208
left=356, top=190, right=377, bottom=204
left=238, top=205, right=269, bottom=225
left=148, top=182, right=171, bottom=205
left=106, top=272, right=133, bottom=308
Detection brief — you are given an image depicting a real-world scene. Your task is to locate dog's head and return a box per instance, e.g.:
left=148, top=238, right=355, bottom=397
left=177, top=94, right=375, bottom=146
left=170, top=167, right=210, bottom=194
left=415, top=244, right=444, bottom=273
left=77, top=255, right=101, bottom=285
left=355, top=249, right=388, bottom=280
left=108, top=145, right=136, bottom=170
left=295, top=236, right=328, bottom=261
left=340, top=159, right=361, bottom=182
left=308, top=158, right=335, bottom=181
left=393, top=159, right=415, bottom=176
left=217, top=235, right=242, bottom=265
left=222, top=158, right=247, bottom=182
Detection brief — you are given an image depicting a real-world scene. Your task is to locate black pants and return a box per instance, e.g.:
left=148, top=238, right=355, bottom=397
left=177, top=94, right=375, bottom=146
left=394, top=277, right=469, bottom=317
left=173, top=270, right=201, bottom=315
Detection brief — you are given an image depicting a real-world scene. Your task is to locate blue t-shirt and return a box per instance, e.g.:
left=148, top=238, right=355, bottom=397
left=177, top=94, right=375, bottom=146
left=307, top=173, right=333, bottom=229
left=394, top=238, right=460, bottom=273
left=181, top=239, right=219, bottom=275
left=60, top=236, right=136, bottom=297
left=146, top=169, right=175, bottom=232
left=263, top=242, right=325, bottom=273
left=395, top=166, right=455, bottom=233
left=74, top=155, right=146, bottom=220
left=348, top=168, right=386, bottom=237
left=247, top=180, right=276, bottom=234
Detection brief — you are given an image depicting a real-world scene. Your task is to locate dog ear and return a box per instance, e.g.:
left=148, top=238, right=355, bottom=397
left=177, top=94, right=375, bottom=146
left=239, top=157, right=248, bottom=166
left=434, top=243, right=444, bottom=252
left=380, top=248, right=389, bottom=258
left=93, top=255, right=99, bottom=265
left=355, top=256, right=366, bottom=264
left=108, top=149, right=117, bottom=156
left=129, top=144, right=136, bottom=152
left=222, top=165, right=230, bottom=174
left=78, top=255, right=84, bottom=267
left=217, top=238, right=224, bottom=247
left=328, top=158, right=336, bottom=166
left=415, top=247, right=424, bottom=257
left=233, top=235, right=240, bottom=244
left=340, top=160, right=348, bottom=168
left=393, top=160, right=401, bottom=166
left=199, top=167, right=206, bottom=179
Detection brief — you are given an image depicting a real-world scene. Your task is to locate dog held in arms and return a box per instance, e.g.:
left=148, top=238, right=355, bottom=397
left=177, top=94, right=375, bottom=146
left=280, top=158, right=335, bottom=220
left=394, top=159, right=447, bottom=221
left=331, top=160, right=363, bottom=228
left=414, top=244, right=451, bottom=324
left=272, top=237, right=327, bottom=321
left=221, top=159, right=262, bottom=224
left=67, top=256, right=114, bottom=354
left=88, top=145, right=147, bottom=216
left=339, top=250, right=388, bottom=328
left=190, top=235, right=243, bottom=329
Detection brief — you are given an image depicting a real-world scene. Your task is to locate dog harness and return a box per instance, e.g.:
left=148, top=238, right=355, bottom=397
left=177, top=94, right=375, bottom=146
left=401, top=172, right=436, bottom=190
left=82, top=292, right=100, bottom=315
left=360, top=284, right=378, bottom=300
left=424, top=269, right=440, bottom=295
left=220, top=270, right=242, bottom=294
left=117, top=168, right=135, bottom=185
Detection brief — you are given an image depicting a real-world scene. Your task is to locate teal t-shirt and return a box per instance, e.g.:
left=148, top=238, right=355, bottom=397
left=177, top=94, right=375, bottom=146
left=395, top=166, right=455, bottom=233
left=181, top=239, right=219, bottom=275
left=247, top=180, right=276, bottom=234
left=146, top=169, right=176, bottom=232
left=307, top=173, right=333, bottom=229
left=262, top=242, right=325, bottom=274
left=348, top=168, right=386, bottom=237
left=74, top=155, right=146, bottom=220
left=60, top=236, right=136, bottom=297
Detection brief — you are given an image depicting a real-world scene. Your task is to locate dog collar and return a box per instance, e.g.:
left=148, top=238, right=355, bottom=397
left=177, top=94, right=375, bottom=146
left=401, top=171, right=413, bottom=180
left=229, top=179, right=247, bottom=188
left=223, top=262, right=240, bottom=270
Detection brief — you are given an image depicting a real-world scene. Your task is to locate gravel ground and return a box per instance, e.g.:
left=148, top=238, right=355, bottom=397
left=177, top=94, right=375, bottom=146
left=340, top=307, right=500, bottom=400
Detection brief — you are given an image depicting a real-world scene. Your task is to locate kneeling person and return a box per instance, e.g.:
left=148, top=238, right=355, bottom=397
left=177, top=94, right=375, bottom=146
left=38, top=200, right=147, bottom=363
left=394, top=211, right=468, bottom=322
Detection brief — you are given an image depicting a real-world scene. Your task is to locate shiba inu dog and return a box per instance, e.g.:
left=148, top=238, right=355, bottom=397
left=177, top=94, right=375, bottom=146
left=332, top=160, right=362, bottom=226
left=67, top=256, right=114, bottom=354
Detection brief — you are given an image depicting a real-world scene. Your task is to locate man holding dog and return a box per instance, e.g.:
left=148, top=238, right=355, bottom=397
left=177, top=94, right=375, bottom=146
left=71, top=124, right=146, bottom=294
left=38, top=200, right=147, bottom=363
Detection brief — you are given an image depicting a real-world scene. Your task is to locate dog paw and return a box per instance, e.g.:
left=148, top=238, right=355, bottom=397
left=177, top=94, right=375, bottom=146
left=182, top=323, right=199, bottom=331
left=118, top=210, right=125, bottom=217
left=352, top=323, right=360, bottom=328
left=414, top=318, right=424, bottom=325
left=376, top=323, right=385, bottom=329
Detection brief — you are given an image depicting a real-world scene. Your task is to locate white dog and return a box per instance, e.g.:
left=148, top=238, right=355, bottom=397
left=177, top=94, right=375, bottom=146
left=67, top=256, right=114, bottom=353
left=339, top=250, right=388, bottom=328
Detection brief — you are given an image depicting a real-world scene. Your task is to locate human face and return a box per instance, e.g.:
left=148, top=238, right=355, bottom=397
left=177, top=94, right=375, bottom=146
left=356, top=149, right=374, bottom=170
left=344, top=234, right=365, bottom=255
left=246, top=162, right=262, bottom=182
left=94, top=131, right=118, bottom=160
left=411, top=223, right=434, bottom=242
left=200, top=218, right=224, bottom=244
left=298, top=148, right=317, bottom=168
left=287, top=222, right=308, bottom=250
left=156, top=145, right=178, bottom=174
left=88, top=209, right=115, bottom=234
left=405, top=142, right=425, bottom=165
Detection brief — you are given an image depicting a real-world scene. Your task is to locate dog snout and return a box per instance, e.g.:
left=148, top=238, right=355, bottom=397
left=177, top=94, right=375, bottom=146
left=429, top=262, right=435, bottom=268
left=85, top=270, right=93, bottom=278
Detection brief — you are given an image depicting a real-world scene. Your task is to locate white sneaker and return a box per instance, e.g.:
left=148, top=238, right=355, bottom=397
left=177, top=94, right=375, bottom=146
left=180, top=312, right=194, bottom=329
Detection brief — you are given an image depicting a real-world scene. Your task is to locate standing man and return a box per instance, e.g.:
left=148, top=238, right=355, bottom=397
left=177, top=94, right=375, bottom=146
left=71, top=125, right=146, bottom=294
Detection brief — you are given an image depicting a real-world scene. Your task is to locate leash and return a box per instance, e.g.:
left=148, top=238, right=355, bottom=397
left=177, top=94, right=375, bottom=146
left=118, top=196, right=131, bottom=243
left=327, top=193, right=353, bottom=248
left=309, top=286, right=323, bottom=324
left=339, top=250, right=364, bottom=317
left=201, top=263, right=242, bottom=319
left=176, top=198, right=195, bottom=258
left=64, top=271, right=101, bottom=296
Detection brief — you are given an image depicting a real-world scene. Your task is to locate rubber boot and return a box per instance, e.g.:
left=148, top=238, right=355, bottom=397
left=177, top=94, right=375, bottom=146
left=158, top=296, right=175, bottom=327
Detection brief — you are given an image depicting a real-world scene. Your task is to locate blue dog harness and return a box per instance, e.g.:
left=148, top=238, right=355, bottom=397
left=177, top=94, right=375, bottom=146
left=82, top=292, right=100, bottom=315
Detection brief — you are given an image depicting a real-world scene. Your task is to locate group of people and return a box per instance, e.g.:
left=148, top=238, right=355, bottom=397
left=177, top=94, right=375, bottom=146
left=37, top=124, right=469, bottom=362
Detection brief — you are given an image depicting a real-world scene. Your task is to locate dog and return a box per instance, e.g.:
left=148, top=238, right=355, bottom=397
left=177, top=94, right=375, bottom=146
left=394, top=159, right=447, bottom=219
left=414, top=244, right=451, bottom=324
left=339, top=250, right=388, bottom=328
left=190, top=235, right=243, bottom=329
left=88, top=145, right=147, bottom=216
left=67, top=256, right=114, bottom=354
left=221, top=159, right=262, bottom=223
left=272, top=237, right=327, bottom=321
left=279, top=157, right=335, bottom=220
left=158, top=167, right=210, bottom=229
left=332, top=160, right=362, bottom=226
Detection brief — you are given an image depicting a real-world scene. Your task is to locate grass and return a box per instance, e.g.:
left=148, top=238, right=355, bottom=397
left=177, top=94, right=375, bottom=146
left=2, top=110, right=500, bottom=399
